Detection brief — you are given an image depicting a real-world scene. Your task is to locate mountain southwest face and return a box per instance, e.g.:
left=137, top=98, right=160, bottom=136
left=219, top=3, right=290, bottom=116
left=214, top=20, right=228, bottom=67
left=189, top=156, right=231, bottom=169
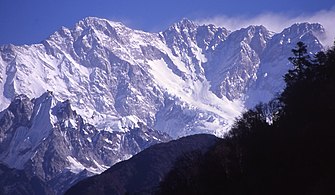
left=0, top=17, right=325, bottom=194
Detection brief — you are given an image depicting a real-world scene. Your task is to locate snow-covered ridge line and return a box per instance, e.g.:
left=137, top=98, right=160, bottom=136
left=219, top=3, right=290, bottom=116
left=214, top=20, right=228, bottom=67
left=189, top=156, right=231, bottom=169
left=0, top=17, right=325, bottom=137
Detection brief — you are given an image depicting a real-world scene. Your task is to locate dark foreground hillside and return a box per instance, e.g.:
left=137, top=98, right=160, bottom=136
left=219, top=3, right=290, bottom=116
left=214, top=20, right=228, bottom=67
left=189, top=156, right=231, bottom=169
left=66, top=134, right=220, bottom=195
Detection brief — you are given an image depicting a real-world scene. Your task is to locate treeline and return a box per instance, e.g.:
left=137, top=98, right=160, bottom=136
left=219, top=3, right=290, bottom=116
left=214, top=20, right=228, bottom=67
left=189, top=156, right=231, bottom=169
left=158, top=41, right=335, bottom=195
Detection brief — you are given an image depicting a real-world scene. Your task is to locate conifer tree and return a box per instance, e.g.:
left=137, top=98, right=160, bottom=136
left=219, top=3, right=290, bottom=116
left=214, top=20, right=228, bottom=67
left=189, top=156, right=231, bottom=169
left=285, top=41, right=311, bottom=85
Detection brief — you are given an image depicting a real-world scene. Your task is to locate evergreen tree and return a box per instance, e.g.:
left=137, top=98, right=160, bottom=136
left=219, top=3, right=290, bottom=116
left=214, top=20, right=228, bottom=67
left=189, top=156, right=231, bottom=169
left=285, top=41, right=312, bottom=86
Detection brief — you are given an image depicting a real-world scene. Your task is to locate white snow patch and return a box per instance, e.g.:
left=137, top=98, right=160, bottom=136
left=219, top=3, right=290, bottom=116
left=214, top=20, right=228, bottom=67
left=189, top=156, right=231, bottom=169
left=104, top=138, right=113, bottom=145
left=67, top=156, right=86, bottom=174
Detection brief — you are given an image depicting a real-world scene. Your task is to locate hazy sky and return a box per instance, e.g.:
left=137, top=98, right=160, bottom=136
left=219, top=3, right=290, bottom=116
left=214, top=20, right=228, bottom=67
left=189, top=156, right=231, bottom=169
left=0, top=0, right=334, bottom=45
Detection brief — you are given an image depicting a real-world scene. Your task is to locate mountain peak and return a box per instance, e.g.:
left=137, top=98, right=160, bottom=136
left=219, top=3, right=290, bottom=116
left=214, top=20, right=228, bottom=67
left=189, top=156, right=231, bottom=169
left=278, top=22, right=326, bottom=44
left=179, top=18, right=196, bottom=25
left=240, top=24, right=270, bottom=34
left=80, top=16, right=123, bottom=27
left=284, top=22, right=325, bottom=35
left=73, top=16, right=127, bottom=33
left=170, top=18, right=198, bottom=31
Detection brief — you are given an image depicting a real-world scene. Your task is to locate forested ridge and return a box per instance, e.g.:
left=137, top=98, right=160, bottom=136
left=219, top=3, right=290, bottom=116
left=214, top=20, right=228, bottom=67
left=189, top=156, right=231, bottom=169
left=158, top=42, right=335, bottom=195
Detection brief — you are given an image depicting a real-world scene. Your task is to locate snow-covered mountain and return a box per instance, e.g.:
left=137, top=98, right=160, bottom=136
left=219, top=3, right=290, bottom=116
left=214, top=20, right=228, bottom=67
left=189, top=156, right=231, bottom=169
left=0, top=17, right=325, bottom=137
left=0, top=17, right=325, bottom=194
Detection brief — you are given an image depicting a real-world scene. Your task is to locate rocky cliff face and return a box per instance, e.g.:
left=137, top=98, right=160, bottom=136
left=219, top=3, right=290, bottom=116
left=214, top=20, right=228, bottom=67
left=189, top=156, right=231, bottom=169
left=0, top=92, right=170, bottom=194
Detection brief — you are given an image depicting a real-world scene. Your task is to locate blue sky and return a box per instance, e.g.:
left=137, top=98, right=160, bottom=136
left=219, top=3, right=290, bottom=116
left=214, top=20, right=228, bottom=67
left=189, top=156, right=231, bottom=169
left=0, top=0, right=334, bottom=45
